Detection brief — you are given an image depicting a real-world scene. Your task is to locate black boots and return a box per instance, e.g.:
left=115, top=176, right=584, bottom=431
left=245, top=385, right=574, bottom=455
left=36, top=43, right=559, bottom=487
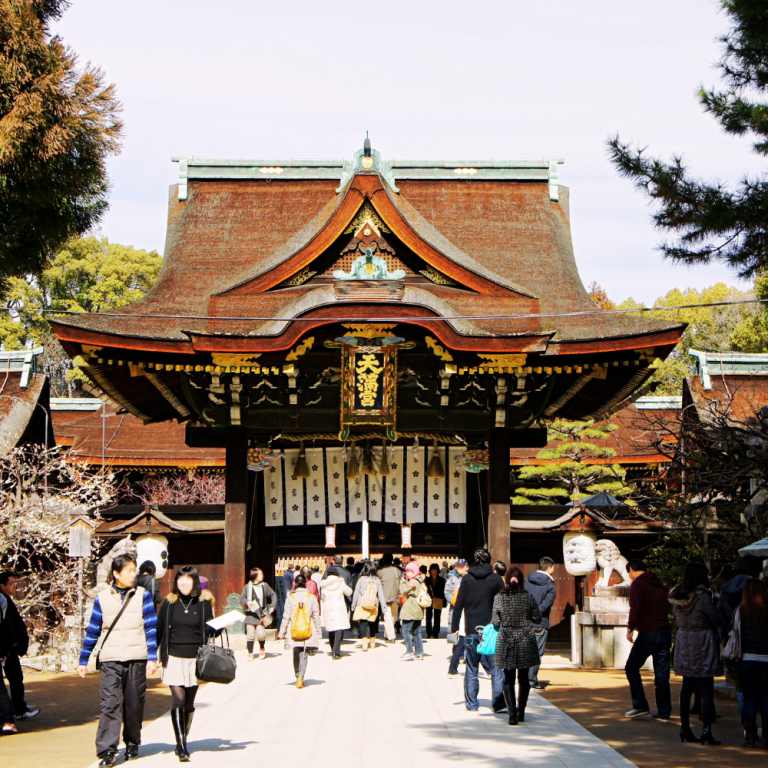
left=185, top=709, right=195, bottom=740
left=700, top=725, right=721, bottom=745
left=98, top=753, right=117, bottom=767
left=679, top=691, right=697, bottom=743
left=517, top=683, right=530, bottom=723
left=171, top=708, right=190, bottom=762
left=502, top=685, right=518, bottom=725
left=125, top=744, right=140, bottom=760
left=742, top=721, right=757, bottom=748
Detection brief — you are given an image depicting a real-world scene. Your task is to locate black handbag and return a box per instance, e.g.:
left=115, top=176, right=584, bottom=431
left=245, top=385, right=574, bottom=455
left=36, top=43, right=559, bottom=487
left=195, top=629, right=237, bottom=684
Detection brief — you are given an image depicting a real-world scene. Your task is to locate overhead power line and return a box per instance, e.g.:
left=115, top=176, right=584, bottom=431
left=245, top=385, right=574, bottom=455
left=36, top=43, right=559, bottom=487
left=0, top=297, right=766, bottom=324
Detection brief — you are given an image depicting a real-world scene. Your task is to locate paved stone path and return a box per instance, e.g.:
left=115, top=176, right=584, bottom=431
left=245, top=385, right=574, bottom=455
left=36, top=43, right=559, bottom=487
left=88, top=638, right=637, bottom=768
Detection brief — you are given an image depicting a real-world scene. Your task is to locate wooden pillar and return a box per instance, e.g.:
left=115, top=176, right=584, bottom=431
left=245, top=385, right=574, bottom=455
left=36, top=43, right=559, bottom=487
left=487, top=428, right=511, bottom=565
left=224, top=426, right=248, bottom=598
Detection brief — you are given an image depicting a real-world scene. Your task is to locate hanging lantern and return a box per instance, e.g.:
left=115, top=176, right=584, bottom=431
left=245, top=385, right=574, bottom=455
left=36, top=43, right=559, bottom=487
left=562, top=531, right=597, bottom=576
left=325, top=526, right=336, bottom=549
left=136, top=533, right=169, bottom=578
left=401, top=524, right=412, bottom=550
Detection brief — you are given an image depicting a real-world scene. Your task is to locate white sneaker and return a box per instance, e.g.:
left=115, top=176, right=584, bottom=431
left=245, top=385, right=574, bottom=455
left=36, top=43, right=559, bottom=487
left=400, top=653, right=415, bottom=661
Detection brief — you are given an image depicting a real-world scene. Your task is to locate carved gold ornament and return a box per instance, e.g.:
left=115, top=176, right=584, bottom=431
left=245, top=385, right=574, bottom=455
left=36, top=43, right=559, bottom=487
left=278, top=268, right=317, bottom=288
left=286, top=337, right=315, bottom=362
left=211, top=352, right=262, bottom=367
left=342, top=323, right=397, bottom=339
left=425, top=336, right=454, bottom=362
left=477, top=354, right=527, bottom=369
left=419, top=267, right=455, bottom=286
left=343, top=203, right=391, bottom=236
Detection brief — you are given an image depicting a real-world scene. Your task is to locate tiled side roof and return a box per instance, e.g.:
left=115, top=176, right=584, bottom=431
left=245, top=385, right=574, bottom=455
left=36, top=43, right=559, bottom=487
left=52, top=404, right=224, bottom=466
left=685, top=373, right=768, bottom=426
left=0, top=373, right=49, bottom=451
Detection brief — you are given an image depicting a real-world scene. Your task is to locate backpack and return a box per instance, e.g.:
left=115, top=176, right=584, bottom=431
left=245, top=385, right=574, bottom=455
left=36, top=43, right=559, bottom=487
left=290, top=595, right=312, bottom=641
left=361, top=579, right=378, bottom=611
left=416, top=581, right=433, bottom=608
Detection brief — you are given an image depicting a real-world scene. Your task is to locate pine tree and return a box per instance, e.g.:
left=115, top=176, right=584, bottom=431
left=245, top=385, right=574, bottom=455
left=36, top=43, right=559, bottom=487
left=0, top=1, right=123, bottom=293
left=513, top=420, right=631, bottom=505
left=607, top=1, right=768, bottom=279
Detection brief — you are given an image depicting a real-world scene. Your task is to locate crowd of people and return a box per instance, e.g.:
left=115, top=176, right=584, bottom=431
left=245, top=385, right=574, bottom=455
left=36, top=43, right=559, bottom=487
left=271, top=549, right=556, bottom=727
left=622, top=555, right=768, bottom=748
left=1, top=548, right=767, bottom=762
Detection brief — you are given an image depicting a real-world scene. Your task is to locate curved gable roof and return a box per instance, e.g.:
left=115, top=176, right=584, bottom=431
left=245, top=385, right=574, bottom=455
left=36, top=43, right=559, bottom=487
left=216, top=173, right=537, bottom=298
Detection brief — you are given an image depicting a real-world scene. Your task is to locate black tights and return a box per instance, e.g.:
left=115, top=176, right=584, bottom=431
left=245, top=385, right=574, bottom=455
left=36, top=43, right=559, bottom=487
left=169, top=685, right=199, bottom=712
left=503, top=668, right=531, bottom=711
left=680, top=676, right=714, bottom=728
left=358, top=620, right=376, bottom=638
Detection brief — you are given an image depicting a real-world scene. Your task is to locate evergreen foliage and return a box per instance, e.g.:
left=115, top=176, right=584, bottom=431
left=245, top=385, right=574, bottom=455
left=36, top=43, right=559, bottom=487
left=0, top=0, right=123, bottom=293
left=0, top=234, right=161, bottom=395
left=513, top=420, right=631, bottom=505
left=607, top=0, right=768, bottom=278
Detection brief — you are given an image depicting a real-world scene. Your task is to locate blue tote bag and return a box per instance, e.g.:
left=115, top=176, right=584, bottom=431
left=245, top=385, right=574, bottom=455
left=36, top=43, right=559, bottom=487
left=477, top=623, right=498, bottom=655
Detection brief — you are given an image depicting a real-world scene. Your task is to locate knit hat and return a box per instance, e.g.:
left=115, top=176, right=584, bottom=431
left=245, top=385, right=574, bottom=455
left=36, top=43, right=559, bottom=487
left=326, top=566, right=339, bottom=576
left=405, top=561, right=420, bottom=579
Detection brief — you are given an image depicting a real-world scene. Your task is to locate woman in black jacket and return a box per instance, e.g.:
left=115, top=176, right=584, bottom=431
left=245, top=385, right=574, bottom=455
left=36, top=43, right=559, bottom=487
left=669, top=562, right=721, bottom=745
left=157, top=566, right=217, bottom=762
left=425, top=564, right=446, bottom=639
left=491, top=566, right=542, bottom=725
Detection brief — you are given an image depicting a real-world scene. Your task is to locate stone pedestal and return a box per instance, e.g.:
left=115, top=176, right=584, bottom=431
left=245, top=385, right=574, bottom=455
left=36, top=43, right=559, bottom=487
left=571, top=585, right=651, bottom=670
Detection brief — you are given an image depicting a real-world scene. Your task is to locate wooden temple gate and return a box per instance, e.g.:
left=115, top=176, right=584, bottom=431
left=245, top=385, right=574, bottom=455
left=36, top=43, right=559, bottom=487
left=50, top=140, right=684, bottom=595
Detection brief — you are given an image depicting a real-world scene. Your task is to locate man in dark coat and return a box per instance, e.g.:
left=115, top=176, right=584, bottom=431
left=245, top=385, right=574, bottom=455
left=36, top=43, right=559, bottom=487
left=135, top=561, right=162, bottom=610
left=525, top=557, right=557, bottom=689
left=1, top=592, right=17, bottom=731
left=282, top=564, right=295, bottom=595
left=0, top=572, right=39, bottom=720
left=451, top=549, right=504, bottom=712
left=624, top=560, right=671, bottom=721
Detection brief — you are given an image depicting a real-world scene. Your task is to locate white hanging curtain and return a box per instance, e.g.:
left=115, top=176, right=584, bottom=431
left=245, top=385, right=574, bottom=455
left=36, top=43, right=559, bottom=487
left=262, top=445, right=466, bottom=526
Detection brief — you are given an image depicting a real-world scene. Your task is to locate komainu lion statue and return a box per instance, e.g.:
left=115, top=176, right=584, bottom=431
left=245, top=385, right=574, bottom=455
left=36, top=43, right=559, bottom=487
left=595, top=539, right=631, bottom=587
left=93, top=536, right=138, bottom=594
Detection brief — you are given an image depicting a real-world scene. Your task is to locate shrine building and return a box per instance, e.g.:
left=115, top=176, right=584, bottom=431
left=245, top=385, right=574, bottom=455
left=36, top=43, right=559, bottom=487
left=49, top=140, right=685, bottom=599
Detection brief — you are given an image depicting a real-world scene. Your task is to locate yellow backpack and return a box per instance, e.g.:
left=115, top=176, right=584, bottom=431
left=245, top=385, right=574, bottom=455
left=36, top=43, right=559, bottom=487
left=290, top=595, right=312, bottom=641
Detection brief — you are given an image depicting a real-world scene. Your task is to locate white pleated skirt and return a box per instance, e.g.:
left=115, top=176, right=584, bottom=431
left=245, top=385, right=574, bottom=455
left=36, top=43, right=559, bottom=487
left=162, top=655, right=200, bottom=687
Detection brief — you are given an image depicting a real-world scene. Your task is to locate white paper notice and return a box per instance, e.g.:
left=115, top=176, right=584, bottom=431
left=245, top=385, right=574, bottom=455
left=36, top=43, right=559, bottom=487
left=206, top=610, right=247, bottom=630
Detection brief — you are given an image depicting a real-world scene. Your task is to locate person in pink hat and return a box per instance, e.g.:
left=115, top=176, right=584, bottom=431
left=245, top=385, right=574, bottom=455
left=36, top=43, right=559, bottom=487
left=399, top=561, right=428, bottom=660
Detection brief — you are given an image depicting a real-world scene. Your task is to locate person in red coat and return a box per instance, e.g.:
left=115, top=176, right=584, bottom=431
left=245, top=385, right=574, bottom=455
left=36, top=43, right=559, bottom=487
left=299, top=567, right=321, bottom=614
left=624, top=559, right=672, bottom=721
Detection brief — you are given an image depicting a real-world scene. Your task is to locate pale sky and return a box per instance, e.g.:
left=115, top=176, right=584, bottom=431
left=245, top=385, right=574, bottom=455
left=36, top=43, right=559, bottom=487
left=54, top=0, right=756, bottom=305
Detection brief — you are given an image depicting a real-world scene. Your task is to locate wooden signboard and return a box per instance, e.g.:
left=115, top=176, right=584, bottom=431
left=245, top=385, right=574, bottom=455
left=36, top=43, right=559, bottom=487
left=340, top=344, right=397, bottom=439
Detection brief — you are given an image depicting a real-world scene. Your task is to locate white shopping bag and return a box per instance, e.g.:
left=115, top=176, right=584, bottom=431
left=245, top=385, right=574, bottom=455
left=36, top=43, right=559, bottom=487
left=383, top=609, right=396, bottom=642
